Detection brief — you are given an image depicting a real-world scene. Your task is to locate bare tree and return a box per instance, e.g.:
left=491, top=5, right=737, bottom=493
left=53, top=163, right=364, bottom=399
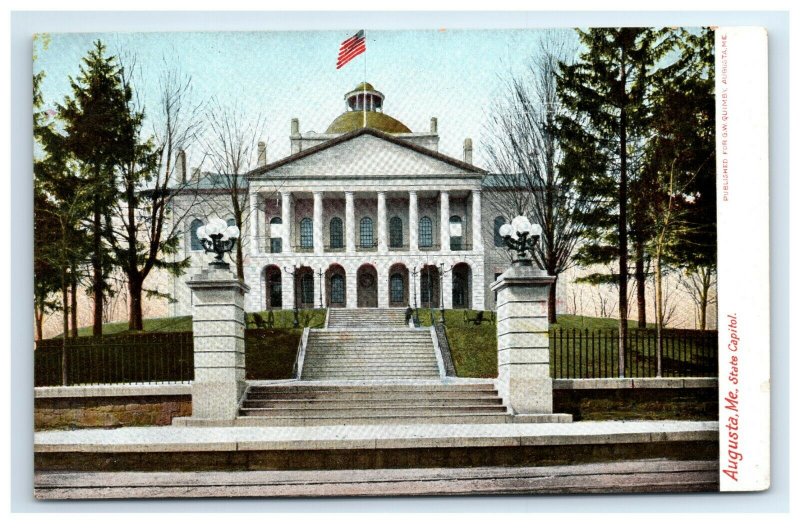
left=483, top=30, right=585, bottom=324
left=201, top=100, right=268, bottom=281
left=103, top=57, right=207, bottom=330
left=678, top=264, right=717, bottom=330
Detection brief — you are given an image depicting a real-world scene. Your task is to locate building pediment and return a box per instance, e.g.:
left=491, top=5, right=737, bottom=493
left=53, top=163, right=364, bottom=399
left=248, top=128, right=485, bottom=180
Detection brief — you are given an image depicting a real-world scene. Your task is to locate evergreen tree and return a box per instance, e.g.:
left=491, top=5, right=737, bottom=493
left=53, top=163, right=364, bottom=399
left=556, top=28, right=675, bottom=373
left=33, top=34, right=89, bottom=342
left=104, top=65, right=199, bottom=330
left=58, top=40, right=132, bottom=336
left=643, top=28, right=716, bottom=363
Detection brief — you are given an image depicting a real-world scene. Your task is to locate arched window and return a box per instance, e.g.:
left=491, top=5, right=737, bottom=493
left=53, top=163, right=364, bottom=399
left=300, top=218, right=313, bottom=248
left=419, top=216, right=433, bottom=248
left=330, top=274, right=345, bottom=304
left=449, top=215, right=463, bottom=251
left=189, top=219, right=204, bottom=251
left=390, top=273, right=404, bottom=303
left=360, top=217, right=374, bottom=248
left=301, top=273, right=314, bottom=304
left=269, top=217, right=283, bottom=254
left=494, top=216, right=507, bottom=247
left=389, top=216, right=403, bottom=248
left=329, top=217, right=343, bottom=249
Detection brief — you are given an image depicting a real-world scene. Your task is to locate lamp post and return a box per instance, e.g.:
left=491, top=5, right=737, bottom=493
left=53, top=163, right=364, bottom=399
left=196, top=217, right=240, bottom=270
left=499, top=215, right=542, bottom=267
left=410, top=266, right=420, bottom=326
left=438, top=262, right=455, bottom=325
left=283, top=265, right=300, bottom=328
left=317, top=267, right=324, bottom=309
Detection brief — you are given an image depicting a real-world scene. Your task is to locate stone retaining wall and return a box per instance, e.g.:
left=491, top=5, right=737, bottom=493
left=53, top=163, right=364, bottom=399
left=34, top=385, right=192, bottom=430
left=34, top=379, right=718, bottom=429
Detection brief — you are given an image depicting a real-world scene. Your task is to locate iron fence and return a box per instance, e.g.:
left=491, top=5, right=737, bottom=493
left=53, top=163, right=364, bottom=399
left=550, top=328, right=718, bottom=378
left=34, top=326, right=719, bottom=386
left=34, top=332, right=194, bottom=386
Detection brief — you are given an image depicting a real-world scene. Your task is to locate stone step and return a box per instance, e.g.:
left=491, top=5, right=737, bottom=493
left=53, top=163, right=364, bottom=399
left=304, top=350, right=434, bottom=354
left=303, top=359, right=437, bottom=366
left=301, top=375, right=440, bottom=381
left=301, top=366, right=439, bottom=372
left=233, top=414, right=511, bottom=426
left=239, top=405, right=508, bottom=418
left=303, top=353, right=437, bottom=360
left=246, top=384, right=496, bottom=394
left=301, top=371, right=440, bottom=378
left=241, top=397, right=504, bottom=408
left=311, top=330, right=427, bottom=335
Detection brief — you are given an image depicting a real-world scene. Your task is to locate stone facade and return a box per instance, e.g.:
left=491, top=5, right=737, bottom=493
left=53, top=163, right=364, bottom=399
left=168, top=119, right=508, bottom=317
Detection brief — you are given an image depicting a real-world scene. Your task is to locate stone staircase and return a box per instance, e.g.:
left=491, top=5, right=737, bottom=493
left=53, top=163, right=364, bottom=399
left=237, top=383, right=510, bottom=425
left=300, top=328, right=441, bottom=380
left=237, top=308, right=509, bottom=425
left=326, top=308, right=408, bottom=328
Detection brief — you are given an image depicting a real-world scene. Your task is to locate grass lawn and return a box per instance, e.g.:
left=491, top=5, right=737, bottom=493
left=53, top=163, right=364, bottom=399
left=245, top=329, right=303, bottom=380
left=68, top=309, right=326, bottom=336
left=414, top=309, right=715, bottom=379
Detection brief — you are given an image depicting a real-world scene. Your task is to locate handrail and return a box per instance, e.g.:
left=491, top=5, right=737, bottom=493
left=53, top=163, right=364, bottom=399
left=292, top=327, right=311, bottom=379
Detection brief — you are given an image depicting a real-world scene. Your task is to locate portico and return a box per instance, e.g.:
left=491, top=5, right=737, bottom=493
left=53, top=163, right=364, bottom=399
left=171, top=84, right=491, bottom=317
left=242, top=126, right=487, bottom=313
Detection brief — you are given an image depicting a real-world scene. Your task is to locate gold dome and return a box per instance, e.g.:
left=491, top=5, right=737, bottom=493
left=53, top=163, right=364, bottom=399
left=326, top=110, right=412, bottom=134
left=331, top=83, right=410, bottom=134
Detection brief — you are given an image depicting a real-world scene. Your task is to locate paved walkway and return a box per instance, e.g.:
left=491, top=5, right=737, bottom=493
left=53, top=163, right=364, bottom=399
left=36, top=420, right=718, bottom=453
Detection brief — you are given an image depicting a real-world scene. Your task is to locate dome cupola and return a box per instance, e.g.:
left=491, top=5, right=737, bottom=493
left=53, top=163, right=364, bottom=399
left=326, top=82, right=411, bottom=134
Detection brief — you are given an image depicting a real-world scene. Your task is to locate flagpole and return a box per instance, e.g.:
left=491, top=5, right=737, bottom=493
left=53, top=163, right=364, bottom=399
left=362, top=30, right=367, bottom=128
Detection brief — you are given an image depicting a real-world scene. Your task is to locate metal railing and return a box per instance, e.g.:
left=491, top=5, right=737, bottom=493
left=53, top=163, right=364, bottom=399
left=550, top=328, right=718, bottom=378
left=34, top=333, right=195, bottom=386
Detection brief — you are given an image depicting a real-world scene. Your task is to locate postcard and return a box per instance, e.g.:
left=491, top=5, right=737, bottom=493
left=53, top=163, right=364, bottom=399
left=31, top=24, right=769, bottom=498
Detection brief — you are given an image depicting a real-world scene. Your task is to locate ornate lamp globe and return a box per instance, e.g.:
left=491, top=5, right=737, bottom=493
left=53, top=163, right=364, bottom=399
left=499, top=215, right=542, bottom=267
left=198, top=217, right=239, bottom=270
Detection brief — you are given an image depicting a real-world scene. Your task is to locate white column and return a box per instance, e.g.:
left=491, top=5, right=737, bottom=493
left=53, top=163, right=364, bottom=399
left=439, top=190, right=450, bottom=252
left=413, top=266, right=423, bottom=311
left=377, top=191, right=388, bottom=253
left=442, top=266, right=453, bottom=309
left=346, top=264, right=358, bottom=308
left=313, top=191, right=324, bottom=254
left=249, top=191, right=259, bottom=255
left=409, top=191, right=419, bottom=252
left=280, top=191, right=291, bottom=254
left=472, top=189, right=483, bottom=253
left=282, top=267, right=295, bottom=310
left=377, top=266, right=389, bottom=308
left=345, top=191, right=356, bottom=254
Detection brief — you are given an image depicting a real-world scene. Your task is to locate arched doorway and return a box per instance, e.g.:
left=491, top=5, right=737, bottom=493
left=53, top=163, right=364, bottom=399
left=325, top=264, right=347, bottom=308
left=388, top=263, right=409, bottom=307
left=294, top=266, right=316, bottom=309
left=264, top=265, right=282, bottom=309
left=452, top=263, right=472, bottom=309
left=357, top=264, right=378, bottom=307
left=420, top=264, right=440, bottom=308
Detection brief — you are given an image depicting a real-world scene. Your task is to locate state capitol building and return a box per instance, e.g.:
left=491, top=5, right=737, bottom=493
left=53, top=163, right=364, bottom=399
left=168, top=83, right=513, bottom=316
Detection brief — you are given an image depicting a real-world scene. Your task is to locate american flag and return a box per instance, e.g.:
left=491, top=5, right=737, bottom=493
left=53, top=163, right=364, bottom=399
left=336, top=30, right=366, bottom=70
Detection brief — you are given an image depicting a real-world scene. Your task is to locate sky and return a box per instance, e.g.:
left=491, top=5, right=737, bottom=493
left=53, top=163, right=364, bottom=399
left=34, top=28, right=580, bottom=169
